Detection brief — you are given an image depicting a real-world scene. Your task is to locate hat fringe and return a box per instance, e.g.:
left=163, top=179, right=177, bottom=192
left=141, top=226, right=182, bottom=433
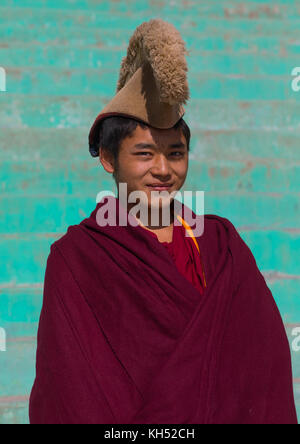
left=116, top=19, right=190, bottom=106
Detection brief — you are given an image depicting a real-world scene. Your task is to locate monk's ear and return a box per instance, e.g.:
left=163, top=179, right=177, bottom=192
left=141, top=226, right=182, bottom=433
left=99, top=146, right=115, bottom=174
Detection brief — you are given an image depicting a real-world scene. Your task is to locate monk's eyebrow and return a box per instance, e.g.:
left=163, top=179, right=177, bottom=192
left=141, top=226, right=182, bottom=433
left=169, top=142, right=186, bottom=149
left=133, top=142, right=186, bottom=149
left=133, top=143, right=156, bottom=149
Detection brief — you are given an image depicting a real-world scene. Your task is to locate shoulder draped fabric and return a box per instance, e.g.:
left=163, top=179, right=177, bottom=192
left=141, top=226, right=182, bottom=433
left=29, top=196, right=298, bottom=424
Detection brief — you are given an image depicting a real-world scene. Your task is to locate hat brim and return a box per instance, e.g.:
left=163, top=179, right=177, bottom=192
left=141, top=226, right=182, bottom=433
left=88, top=64, right=185, bottom=153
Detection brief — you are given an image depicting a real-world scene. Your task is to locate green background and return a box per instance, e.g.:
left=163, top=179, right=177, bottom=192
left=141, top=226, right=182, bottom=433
left=0, top=0, right=299, bottom=424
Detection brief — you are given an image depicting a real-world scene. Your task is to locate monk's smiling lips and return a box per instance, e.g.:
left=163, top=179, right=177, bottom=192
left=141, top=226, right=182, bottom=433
left=146, top=183, right=174, bottom=191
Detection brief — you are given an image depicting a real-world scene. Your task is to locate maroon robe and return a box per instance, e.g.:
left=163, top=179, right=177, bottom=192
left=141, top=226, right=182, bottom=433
left=139, top=216, right=206, bottom=297
left=29, top=196, right=297, bottom=424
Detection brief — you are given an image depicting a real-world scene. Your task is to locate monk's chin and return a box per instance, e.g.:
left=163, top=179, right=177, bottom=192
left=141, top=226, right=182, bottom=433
left=144, top=196, right=174, bottom=210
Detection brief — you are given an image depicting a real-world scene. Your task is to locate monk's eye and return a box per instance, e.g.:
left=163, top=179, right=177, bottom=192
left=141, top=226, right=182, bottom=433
left=135, top=152, right=183, bottom=158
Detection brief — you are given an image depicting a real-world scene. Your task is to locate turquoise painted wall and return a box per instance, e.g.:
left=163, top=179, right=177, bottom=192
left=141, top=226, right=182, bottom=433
left=0, top=0, right=299, bottom=424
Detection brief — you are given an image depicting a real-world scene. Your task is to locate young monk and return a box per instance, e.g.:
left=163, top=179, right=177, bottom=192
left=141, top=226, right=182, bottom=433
left=29, top=19, right=297, bottom=424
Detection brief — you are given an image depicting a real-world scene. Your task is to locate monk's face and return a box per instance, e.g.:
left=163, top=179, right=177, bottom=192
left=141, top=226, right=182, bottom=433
left=112, top=125, right=189, bottom=211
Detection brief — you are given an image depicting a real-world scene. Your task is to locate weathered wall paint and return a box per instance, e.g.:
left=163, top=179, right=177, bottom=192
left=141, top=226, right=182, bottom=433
left=0, top=0, right=299, bottom=424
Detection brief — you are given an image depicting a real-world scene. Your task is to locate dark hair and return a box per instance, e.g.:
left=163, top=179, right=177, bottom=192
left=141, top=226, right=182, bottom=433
left=90, top=116, right=191, bottom=161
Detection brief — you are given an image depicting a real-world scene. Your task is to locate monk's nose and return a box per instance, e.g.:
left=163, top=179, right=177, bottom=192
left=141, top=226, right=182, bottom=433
left=151, top=154, right=172, bottom=176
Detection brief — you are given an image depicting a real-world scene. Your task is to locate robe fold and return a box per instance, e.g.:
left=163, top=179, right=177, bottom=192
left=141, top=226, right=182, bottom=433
left=29, top=196, right=298, bottom=424
left=139, top=214, right=206, bottom=297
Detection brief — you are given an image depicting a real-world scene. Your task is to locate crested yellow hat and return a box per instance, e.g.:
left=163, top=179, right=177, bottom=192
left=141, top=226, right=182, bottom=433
left=88, top=18, right=190, bottom=156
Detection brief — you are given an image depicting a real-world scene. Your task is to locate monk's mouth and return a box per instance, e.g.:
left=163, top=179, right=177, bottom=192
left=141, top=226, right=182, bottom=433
left=146, top=184, right=174, bottom=191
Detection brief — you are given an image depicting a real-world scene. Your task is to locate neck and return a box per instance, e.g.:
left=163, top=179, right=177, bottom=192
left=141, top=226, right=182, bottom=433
left=125, top=199, right=175, bottom=230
